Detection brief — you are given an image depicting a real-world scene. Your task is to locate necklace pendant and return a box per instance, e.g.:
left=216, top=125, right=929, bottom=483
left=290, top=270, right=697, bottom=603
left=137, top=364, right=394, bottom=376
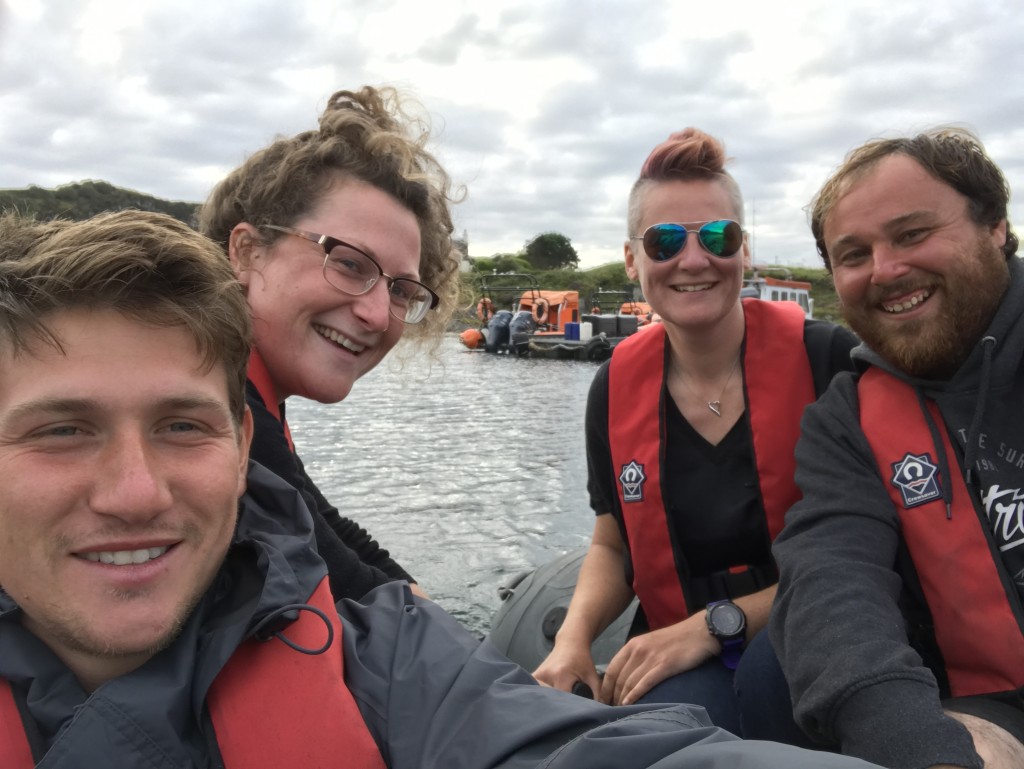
left=708, top=400, right=722, bottom=417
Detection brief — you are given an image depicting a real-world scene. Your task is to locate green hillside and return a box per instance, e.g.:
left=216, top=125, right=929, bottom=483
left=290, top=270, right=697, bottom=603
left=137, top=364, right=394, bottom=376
left=0, top=180, right=199, bottom=225
left=776, top=266, right=842, bottom=324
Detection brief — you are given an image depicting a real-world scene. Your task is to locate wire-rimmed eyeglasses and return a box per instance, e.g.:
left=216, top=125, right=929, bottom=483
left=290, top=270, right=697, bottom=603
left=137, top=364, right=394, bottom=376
left=265, top=225, right=439, bottom=325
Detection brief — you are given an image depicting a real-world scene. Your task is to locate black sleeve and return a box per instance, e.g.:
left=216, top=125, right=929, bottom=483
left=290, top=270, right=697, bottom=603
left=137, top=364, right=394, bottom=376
left=771, top=379, right=981, bottom=767
left=245, top=384, right=414, bottom=598
left=288, top=450, right=414, bottom=583
left=585, top=361, right=617, bottom=516
left=802, top=320, right=860, bottom=397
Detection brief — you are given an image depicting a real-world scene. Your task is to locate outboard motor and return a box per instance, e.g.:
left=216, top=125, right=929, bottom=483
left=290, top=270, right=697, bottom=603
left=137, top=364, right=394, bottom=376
left=484, top=310, right=514, bottom=353
left=508, top=310, right=536, bottom=357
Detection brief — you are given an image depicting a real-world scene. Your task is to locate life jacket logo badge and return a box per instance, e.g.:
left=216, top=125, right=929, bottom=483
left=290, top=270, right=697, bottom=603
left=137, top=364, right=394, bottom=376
left=890, top=452, right=942, bottom=508
left=619, top=460, right=646, bottom=502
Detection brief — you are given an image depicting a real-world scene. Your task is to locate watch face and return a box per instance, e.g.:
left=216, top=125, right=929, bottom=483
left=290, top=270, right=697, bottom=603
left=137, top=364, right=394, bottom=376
left=711, top=604, right=744, bottom=636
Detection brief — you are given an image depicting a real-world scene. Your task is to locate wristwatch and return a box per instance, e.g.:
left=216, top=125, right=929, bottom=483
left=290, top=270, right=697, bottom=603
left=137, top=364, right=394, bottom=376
left=705, top=600, right=746, bottom=670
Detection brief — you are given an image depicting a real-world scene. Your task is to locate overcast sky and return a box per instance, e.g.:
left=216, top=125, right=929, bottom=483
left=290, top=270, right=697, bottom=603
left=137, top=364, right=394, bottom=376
left=2, top=0, right=1022, bottom=269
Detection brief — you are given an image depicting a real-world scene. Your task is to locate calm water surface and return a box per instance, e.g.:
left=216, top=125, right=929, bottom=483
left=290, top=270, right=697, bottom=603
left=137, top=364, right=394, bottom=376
left=287, top=335, right=600, bottom=635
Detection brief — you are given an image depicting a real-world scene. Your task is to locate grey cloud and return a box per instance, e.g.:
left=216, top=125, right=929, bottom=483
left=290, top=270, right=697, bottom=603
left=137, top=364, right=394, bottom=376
left=2, top=0, right=1023, bottom=268
left=414, top=14, right=497, bottom=65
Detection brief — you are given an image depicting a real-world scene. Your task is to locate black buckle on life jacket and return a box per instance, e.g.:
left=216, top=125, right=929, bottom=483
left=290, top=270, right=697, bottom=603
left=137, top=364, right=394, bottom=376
left=689, top=562, right=777, bottom=606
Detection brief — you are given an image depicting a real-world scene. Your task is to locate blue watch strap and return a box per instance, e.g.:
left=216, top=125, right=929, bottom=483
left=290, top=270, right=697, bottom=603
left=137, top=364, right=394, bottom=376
left=718, top=636, right=744, bottom=669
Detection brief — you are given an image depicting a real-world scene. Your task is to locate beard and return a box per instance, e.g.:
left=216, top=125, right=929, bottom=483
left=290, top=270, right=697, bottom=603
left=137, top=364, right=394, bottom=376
left=841, top=234, right=1010, bottom=379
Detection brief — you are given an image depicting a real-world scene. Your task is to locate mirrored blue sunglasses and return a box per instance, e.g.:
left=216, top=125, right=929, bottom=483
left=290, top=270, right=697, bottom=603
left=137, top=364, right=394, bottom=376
left=632, top=220, right=744, bottom=261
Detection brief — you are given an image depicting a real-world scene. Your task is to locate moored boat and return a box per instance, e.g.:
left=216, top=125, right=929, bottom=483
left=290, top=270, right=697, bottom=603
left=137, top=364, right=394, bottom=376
left=461, top=270, right=813, bottom=360
left=461, top=275, right=650, bottom=362
left=742, top=267, right=814, bottom=318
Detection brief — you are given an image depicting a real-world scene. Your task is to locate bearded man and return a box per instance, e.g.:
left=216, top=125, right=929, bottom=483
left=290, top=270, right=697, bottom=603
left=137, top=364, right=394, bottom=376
left=765, top=128, right=1024, bottom=769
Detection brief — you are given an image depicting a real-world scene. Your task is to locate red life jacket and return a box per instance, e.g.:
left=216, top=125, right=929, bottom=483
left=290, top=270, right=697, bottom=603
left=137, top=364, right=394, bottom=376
left=859, top=367, right=1024, bottom=696
left=0, top=578, right=386, bottom=769
left=608, top=299, right=813, bottom=629
left=0, top=681, right=32, bottom=768
left=248, top=349, right=295, bottom=452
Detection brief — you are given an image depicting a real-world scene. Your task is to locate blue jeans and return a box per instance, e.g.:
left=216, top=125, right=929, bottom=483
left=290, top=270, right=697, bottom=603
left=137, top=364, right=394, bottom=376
left=635, top=658, right=742, bottom=735
left=734, top=631, right=818, bottom=747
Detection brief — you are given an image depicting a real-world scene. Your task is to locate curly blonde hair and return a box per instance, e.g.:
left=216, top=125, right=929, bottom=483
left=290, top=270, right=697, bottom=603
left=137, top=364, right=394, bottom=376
left=198, top=86, right=462, bottom=345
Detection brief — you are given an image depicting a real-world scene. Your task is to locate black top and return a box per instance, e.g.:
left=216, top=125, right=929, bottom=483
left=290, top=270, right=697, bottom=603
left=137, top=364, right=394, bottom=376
left=246, top=380, right=413, bottom=601
left=587, top=318, right=859, bottom=608
left=662, top=404, right=763, bottom=577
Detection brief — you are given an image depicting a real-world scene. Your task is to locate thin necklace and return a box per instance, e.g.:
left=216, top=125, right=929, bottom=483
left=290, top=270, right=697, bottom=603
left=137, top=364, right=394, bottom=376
left=678, top=356, right=741, bottom=417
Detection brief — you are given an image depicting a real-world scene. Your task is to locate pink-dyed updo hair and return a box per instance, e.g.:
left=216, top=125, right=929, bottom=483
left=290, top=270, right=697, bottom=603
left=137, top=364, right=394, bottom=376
left=627, top=127, right=744, bottom=235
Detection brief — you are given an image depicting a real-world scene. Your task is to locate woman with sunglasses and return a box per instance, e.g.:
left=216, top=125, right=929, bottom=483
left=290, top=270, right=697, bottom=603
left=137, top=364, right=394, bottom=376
left=198, top=86, right=460, bottom=602
left=533, top=128, right=857, bottom=733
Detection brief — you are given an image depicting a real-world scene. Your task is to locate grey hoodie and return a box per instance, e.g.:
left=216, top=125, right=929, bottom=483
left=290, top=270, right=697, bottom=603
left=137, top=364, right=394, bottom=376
left=771, top=258, right=1024, bottom=769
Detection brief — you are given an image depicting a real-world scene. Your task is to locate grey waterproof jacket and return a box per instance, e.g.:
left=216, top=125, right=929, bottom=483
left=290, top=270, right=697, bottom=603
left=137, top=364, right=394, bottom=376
left=0, top=463, right=881, bottom=769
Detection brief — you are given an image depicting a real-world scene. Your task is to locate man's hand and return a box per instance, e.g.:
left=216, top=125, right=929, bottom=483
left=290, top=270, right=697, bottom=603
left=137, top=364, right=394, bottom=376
left=533, top=643, right=601, bottom=698
left=599, top=615, right=719, bottom=705
left=936, top=710, right=1024, bottom=769
left=409, top=583, right=430, bottom=600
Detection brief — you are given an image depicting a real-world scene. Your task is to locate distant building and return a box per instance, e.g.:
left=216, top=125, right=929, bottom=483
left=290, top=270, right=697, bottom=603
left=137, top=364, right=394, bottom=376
left=454, top=230, right=472, bottom=272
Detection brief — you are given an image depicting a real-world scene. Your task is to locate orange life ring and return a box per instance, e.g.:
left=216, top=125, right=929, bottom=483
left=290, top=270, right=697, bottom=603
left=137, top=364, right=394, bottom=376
left=477, top=297, right=495, bottom=322
left=533, top=298, right=550, bottom=325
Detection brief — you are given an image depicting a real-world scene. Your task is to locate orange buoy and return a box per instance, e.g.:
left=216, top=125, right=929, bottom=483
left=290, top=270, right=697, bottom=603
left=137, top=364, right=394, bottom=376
left=533, top=298, right=550, bottom=325
left=460, top=328, right=485, bottom=349
left=477, top=297, right=495, bottom=322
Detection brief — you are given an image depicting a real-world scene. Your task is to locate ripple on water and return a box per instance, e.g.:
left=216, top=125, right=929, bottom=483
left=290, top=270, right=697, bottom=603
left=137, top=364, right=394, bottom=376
left=286, top=336, right=600, bottom=636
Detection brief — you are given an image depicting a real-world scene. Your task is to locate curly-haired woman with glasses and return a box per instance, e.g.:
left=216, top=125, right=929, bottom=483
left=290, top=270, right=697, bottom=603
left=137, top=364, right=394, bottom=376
left=198, top=86, right=461, bottom=602
left=533, top=128, right=857, bottom=733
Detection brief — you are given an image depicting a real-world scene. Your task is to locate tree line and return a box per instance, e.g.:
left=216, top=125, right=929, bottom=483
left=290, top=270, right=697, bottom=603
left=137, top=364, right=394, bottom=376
left=0, top=182, right=839, bottom=323
left=463, top=232, right=637, bottom=317
left=0, top=180, right=198, bottom=224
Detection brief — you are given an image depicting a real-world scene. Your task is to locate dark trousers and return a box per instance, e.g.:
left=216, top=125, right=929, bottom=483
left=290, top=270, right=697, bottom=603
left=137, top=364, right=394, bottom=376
left=733, top=631, right=817, bottom=747
left=635, top=657, right=743, bottom=735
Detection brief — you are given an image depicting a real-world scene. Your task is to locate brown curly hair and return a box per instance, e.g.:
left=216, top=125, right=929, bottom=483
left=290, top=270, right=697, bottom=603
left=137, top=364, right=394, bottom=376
left=198, top=86, right=462, bottom=344
left=810, top=127, right=1019, bottom=271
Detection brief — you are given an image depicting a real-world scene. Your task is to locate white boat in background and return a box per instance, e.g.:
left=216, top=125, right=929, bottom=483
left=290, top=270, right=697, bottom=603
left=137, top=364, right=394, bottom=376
left=742, top=266, right=814, bottom=318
